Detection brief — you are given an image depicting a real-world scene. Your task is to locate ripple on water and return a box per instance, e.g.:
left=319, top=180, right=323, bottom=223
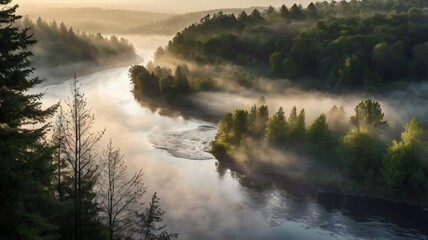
left=147, top=125, right=217, bottom=160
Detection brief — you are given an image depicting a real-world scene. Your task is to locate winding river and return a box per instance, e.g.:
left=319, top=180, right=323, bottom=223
left=37, top=36, right=428, bottom=240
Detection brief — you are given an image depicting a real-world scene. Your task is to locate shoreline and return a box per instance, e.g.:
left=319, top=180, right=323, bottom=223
left=214, top=152, right=428, bottom=211
left=36, top=55, right=142, bottom=86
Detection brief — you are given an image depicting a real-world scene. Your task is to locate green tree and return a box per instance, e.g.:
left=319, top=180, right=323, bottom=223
left=307, top=114, right=332, bottom=160
left=232, top=109, right=249, bottom=146
left=288, top=107, right=306, bottom=141
left=350, top=99, right=388, bottom=130
left=0, top=1, right=58, bottom=238
left=337, top=128, right=385, bottom=184
left=129, top=65, right=160, bottom=97
left=215, top=113, right=233, bottom=144
left=289, top=4, right=305, bottom=20
left=305, top=2, right=318, bottom=19
left=336, top=55, right=366, bottom=88
left=282, top=58, right=298, bottom=79
left=371, top=42, right=409, bottom=80
left=248, top=105, right=269, bottom=139
left=212, top=113, right=234, bottom=157
left=381, top=118, right=428, bottom=198
left=173, top=66, right=190, bottom=93
left=137, top=193, right=178, bottom=240
left=279, top=4, right=290, bottom=19
left=51, top=106, right=70, bottom=202
left=269, top=52, right=282, bottom=77
left=265, top=107, right=288, bottom=146
left=412, top=42, right=428, bottom=78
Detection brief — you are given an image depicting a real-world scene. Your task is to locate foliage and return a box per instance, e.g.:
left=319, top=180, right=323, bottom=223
left=137, top=193, right=178, bottom=240
left=129, top=65, right=194, bottom=102
left=20, top=17, right=138, bottom=78
left=265, top=107, right=287, bottom=146
left=350, top=99, right=388, bottom=130
left=337, top=128, right=385, bottom=184
left=381, top=118, right=428, bottom=198
left=212, top=99, right=427, bottom=201
left=0, top=1, right=58, bottom=238
left=160, top=0, right=428, bottom=90
left=307, top=114, right=333, bottom=161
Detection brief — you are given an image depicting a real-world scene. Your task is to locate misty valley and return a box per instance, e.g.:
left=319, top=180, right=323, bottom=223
left=1, top=0, right=428, bottom=240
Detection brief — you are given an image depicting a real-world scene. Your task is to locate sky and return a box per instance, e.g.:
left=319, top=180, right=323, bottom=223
left=15, top=0, right=313, bottom=13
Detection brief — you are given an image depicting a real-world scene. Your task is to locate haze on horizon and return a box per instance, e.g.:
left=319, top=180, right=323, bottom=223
left=16, top=0, right=314, bottom=13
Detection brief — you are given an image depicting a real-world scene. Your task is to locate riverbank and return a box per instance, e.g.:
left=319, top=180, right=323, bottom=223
left=36, top=56, right=142, bottom=86
left=213, top=149, right=428, bottom=211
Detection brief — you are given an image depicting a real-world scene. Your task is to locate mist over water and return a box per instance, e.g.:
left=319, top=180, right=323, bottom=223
left=35, top=36, right=428, bottom=240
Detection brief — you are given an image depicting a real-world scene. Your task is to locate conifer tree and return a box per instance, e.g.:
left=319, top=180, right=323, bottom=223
left=0, top=0, right=58, bottom=238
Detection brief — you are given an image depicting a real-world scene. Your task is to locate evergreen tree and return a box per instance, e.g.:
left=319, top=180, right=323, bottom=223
left=0, top=0, right=58, bottom=238
left=307, top=114, right=332, bottom=161
left=173, top=66, right=189, bottom=93
left=351, top=99, right=388, bottom=131
left=265, top=107, right=288, bottom=146
left=279, top=4, right=290, bottom=19
left=137, top=193, right=178, bottom=240
left=51, top=105, right=70, bottom=202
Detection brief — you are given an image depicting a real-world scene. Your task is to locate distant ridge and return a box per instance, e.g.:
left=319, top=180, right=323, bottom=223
left=19, top=7, right=173, bottom=34
left=125, top=7, right=267, bottom=35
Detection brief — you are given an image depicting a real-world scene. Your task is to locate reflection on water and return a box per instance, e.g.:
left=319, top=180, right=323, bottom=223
left=215, top=159, right=428, bottom=240
left=34, top=37, right=428, bottom=240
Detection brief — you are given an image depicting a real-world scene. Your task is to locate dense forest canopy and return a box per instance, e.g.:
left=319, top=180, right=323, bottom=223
left=20, top=17, right=140, bottom=78
left=212, top=100, right=428, bottom=204
left=151, top=0, right=428, bottom=90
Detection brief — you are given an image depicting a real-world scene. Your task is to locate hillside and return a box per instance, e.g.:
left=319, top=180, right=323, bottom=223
left=19, top=7, right=172, bottom=34
left=153, top=0, right=428, bottom=91
left=21, top=18, right=140, bottom=80
left=126, top=7, right=265, bottom=35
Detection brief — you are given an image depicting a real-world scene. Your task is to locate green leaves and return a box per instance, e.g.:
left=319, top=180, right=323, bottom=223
left=350, top=99, right=388, bottom=130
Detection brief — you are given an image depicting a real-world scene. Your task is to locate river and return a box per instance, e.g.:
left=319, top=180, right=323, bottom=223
left=37, top=35, right=428, bottom=240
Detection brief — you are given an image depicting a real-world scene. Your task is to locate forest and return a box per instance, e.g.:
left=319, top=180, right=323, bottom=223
left=148, top=0, right=428, bottom=91
left=129, top=64, right=218, bottom=103
left=20, top=17, right=140, bottom=78
left=211, top=100, right=428, bottom=205
left=0, top=1, right=176, bottom=239
left=20, top=7, right=172, bottom=34
left=126, top=7, right=263, bottom=36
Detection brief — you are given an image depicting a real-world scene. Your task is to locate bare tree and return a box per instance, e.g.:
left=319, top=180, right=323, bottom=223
left=98, top=140, right=145, bottom=240
left=63, top=75, right=105, bottom=240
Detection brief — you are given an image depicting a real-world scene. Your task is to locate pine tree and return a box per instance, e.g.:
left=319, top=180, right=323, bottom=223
left=138, top=193, right=178, bottom=240
left=0, top=0, right=58, bottom=238
left=51, top=105, right=70, bottom=202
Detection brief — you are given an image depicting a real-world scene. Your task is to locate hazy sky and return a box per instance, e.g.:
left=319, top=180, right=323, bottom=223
left=16, top=0, right=313, bottom=13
